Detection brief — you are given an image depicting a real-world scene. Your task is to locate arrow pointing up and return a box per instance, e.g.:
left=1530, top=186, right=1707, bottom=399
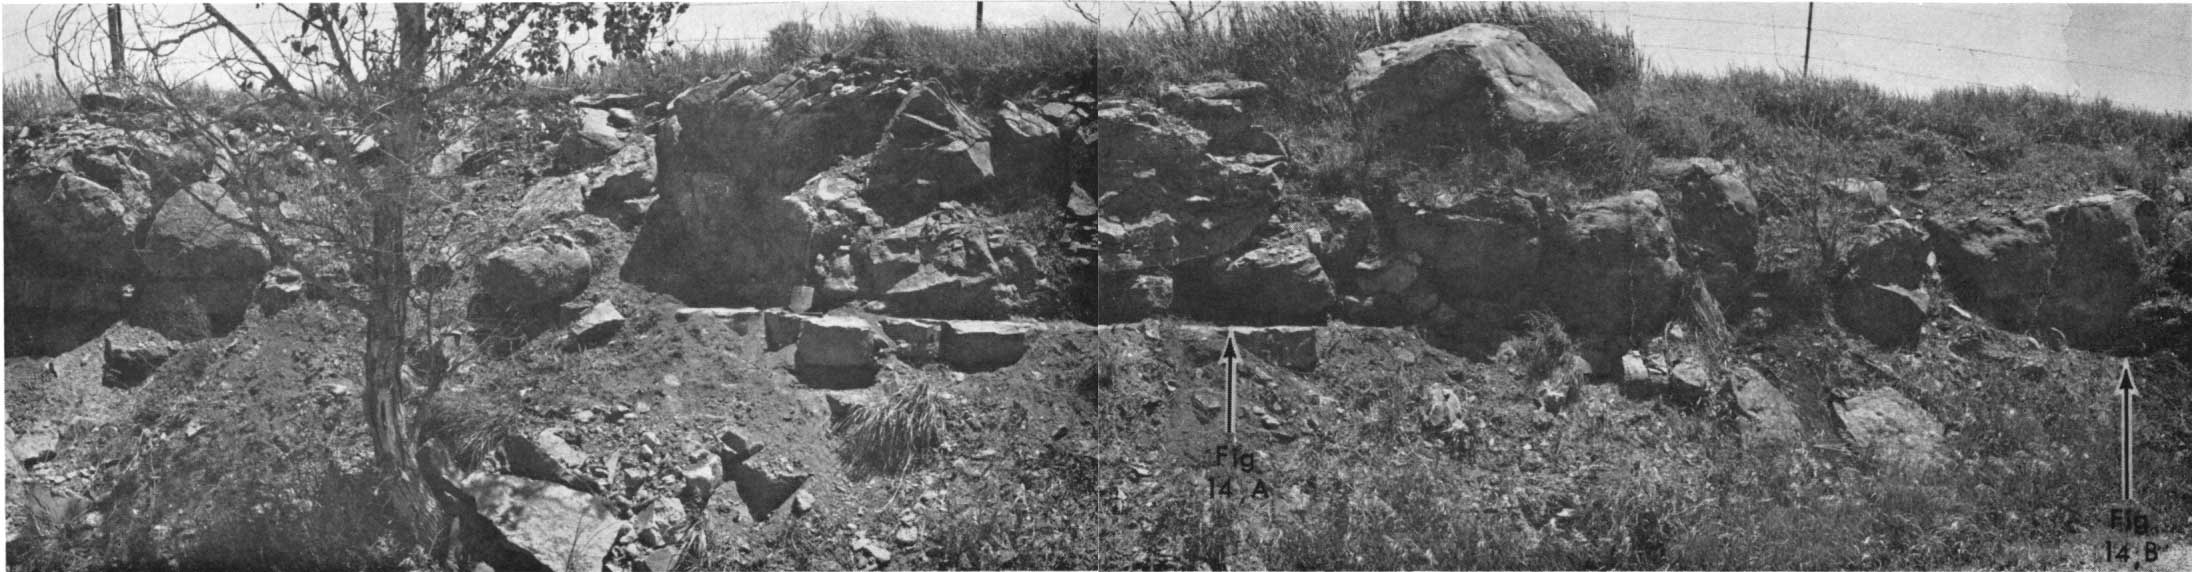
left=1224, top=330, right=1240, bottom=444
left=2119, top=360, right=2138, bottom=503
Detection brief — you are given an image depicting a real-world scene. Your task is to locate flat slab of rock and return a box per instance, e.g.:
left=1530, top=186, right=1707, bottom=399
left=1836, top=387, right=1944, bottom=468
left=461, top=473, right=627, bottom=572
left=567, top=300, right=625, bottom=343
left=676, top=307, right=769, bottom=358
left=504, top=428, right=589, bottom=485
left=1729, top=364, right=1803, bottom=445
left=879, top=317, right=942, bottom=363
left=1236, top=326, right=1322, bottom=371
left=793, top=315, right=886, bottom=370
left=940, top=320, right=1042, bottom=371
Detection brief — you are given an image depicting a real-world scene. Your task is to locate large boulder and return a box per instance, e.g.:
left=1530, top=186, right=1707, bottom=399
left=1347, top=23, right=1598, bottom=147
left=2036, top=191, right=2153, bottom=346
left=6, top=172, right=147, bottom=275
left=460, top=473, right=628, bottom=572
left=480, top=234, right=594, bottom=307
left=1929, top=214, right=2054, bottom=324
left=5, top=171, right=144, bottom=353
left=1543, top=191, right=1684, bottom=354
left=623, top=63, right=903, bottom=307
left=1835, top=388, right=1945, bottom=468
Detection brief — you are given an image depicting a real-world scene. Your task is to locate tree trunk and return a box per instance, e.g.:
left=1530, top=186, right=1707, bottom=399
left=367, top=2, right=441, bottom=549
left=107, top=5, right=125, bottom=78
left=365, top=1, right=429, bottom=481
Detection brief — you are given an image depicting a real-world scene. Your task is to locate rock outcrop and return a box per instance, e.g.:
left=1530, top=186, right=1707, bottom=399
left=1929, top=190, right=2160, bottom=350
left=1089, top=100, right=1283, bottom=274
left=861, top=205, right=1035, bottom=319
left=624, top=63, right=906, bottom=308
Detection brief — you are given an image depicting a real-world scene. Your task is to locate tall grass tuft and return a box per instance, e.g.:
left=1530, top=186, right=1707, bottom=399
left=5, top=79, right=78, bottom=125
left=834, top=373, right=948, bottom=475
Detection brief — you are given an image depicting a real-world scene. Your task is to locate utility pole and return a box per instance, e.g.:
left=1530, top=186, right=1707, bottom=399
left=107, top=4, right=125, bottom=78
left=1802, top=2, right=1815, bottom=77
left=976, top=2, right=985, bottom=33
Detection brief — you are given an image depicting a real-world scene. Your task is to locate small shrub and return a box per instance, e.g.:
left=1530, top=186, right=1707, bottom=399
left=1512, top=312, right=1573, bottom=380
left=765, top=20, right=817, bottom=66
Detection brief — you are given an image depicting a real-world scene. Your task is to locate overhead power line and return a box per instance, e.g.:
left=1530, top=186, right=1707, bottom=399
left=1616, top=10, right=2190, bottom=80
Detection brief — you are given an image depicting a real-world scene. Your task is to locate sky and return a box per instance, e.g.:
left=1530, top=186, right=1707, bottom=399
left=3, top=1, right=2189, bottom=113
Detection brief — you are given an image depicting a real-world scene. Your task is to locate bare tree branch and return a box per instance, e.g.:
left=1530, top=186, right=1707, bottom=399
left=203, top=4, right=303, bottom=97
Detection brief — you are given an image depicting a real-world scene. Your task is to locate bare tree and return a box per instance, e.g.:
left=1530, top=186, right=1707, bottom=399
left=1065, top=1, right=1106, bottom=26
left=1166, top=1, right=1224, bottom=39
left=52, top=2, right=687, bottom=551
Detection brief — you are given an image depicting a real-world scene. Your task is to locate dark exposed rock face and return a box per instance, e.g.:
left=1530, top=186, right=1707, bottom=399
left=1651, top=157, right=1759, bottom=312
left=1391, top=191, right=1549, bottom=302
left=623, top=64, right=905, bottom=308
left=1089, top=101, right=1283, bottom=274
left=6, top=121, right=239, bottom=353
left=1542, top=191, right=1685, bottom=356
left=1836, top=220, right=1933, bottom=347
left=861, top=205, right=1036, bottom=319
left=136, top=182, right=272, bottom=340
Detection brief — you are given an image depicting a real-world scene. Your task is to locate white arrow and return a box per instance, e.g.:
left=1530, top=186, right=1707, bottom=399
left=2118, top=359, right=2139, bottom=503
left=1223, top=329, right=1240, bottom=445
